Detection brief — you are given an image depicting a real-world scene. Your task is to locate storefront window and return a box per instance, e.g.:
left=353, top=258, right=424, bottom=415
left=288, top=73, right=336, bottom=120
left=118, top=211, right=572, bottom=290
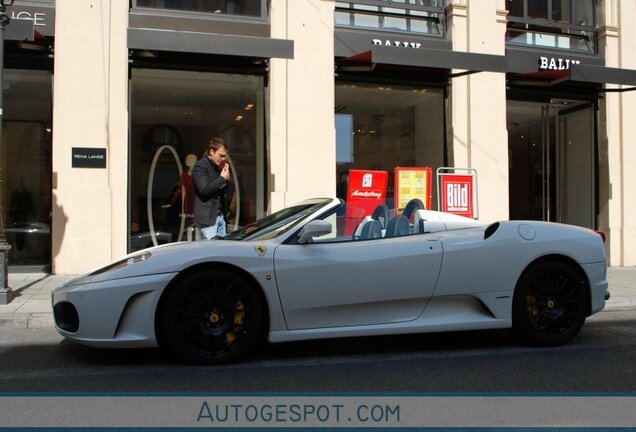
left=133, top=0, right=265, bottom=17
left=527, top=0, right=548, bottom=20
left=2, top=69, right=53, bottom=269
left=506, top=0, right=595, bottom=53
left=552, top=0, right=571, bottom=23
left=507, top=99, right=595, bottom=228
left=335, top=82, right=445, bottom=209
left=129, top=69, right=265, bottom=252
left=574, top=1, right=594, bottom=26
left=335, top=0, right=445, bottom=37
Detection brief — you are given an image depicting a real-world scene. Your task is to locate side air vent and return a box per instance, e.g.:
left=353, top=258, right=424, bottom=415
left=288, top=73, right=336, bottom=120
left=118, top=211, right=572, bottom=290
left=484, top=222, right=500, bottom=240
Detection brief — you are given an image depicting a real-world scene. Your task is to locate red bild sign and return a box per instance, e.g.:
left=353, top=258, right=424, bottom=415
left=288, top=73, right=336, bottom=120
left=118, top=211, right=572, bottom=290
left=440, top=174, right=474, bottom=218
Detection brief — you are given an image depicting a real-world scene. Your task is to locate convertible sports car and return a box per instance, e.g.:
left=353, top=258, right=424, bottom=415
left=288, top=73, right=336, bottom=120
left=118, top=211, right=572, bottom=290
left=52, top=197, right=609, bottom=364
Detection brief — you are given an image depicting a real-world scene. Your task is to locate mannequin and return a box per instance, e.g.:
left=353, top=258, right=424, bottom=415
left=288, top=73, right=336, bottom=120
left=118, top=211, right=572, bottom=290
left=164, top=154, right=198, bottom=240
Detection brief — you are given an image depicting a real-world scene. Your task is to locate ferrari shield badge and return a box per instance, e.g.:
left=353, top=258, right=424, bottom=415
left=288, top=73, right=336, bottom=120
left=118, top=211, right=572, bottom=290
left=254, top=246, right=267, bottom=256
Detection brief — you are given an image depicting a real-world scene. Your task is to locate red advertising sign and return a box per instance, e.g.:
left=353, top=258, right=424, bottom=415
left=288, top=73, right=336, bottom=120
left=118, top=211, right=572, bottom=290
left=345, top=169, right=388, bottom=235
left=393, top=167, right=433, bottom=211
left=439, top=174, right=475, bottom=218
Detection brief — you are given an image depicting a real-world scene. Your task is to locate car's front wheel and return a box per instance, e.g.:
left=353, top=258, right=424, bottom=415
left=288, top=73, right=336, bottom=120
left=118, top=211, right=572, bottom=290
left=161, top=269, right=264, bottom=364
left=512, top=261, right=588, bottom=347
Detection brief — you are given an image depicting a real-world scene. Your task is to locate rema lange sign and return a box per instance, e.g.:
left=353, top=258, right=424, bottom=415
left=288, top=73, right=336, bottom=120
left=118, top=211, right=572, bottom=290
left=72, top=148, right=107, bottom=168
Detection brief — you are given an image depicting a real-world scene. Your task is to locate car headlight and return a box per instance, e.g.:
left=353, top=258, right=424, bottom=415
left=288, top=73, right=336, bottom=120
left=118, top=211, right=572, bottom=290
left=89, top=251, right=152, bottom=276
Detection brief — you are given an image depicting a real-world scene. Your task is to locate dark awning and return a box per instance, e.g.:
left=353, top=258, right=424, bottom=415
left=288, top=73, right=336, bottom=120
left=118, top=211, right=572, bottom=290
left=5, top=18, right=35, bottom=41
left=570, top=64, right=636, bottom=86
left=508, top=64, right=636, bottom=87
left=341, top=45, right=507, bottom=74
left=128, top=28, right=294, bottom=60
left=505, top=46, right=636, bottom=87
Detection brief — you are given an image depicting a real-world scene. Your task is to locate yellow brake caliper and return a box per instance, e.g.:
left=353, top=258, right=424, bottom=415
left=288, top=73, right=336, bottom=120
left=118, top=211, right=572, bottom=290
left=224, top=300, right=245, bottom=346
left=527, top=294, right=539, bottom=320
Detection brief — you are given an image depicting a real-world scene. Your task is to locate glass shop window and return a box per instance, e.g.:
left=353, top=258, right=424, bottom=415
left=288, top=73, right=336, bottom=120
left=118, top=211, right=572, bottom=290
left=2, top=69, right=53, bottom=269
left=335, top=82, right=446, bottom=210
left=133, top=0, right=265, bottom=17
left=129, top=69, right=265, bottom=252
left=506, top=0, right=596, bottom=53
left=335, top=0, right=445, bottom=37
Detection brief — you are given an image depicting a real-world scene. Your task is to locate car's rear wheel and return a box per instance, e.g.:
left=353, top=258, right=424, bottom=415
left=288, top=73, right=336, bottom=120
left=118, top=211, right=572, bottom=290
left=512, top=261, right=588, bottom=347
left=161, top=269, right=263, bottom=364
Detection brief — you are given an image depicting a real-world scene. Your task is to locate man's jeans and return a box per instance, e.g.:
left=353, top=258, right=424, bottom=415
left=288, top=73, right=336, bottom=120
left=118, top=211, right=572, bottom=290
left=200, top=215, right=226, bottom=240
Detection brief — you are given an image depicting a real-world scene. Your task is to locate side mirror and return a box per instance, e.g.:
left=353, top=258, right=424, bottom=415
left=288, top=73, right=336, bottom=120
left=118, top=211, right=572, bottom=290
left=297, top=220, right=332, bottom=244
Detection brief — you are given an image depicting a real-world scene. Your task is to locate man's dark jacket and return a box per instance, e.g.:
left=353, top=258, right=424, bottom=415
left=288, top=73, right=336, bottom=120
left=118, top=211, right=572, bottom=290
left=192, top=155, right=227, bottom=227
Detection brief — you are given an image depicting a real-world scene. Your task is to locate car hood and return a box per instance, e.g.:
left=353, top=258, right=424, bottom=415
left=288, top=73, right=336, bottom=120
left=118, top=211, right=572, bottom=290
left=61, top=238, right=280, bottom=287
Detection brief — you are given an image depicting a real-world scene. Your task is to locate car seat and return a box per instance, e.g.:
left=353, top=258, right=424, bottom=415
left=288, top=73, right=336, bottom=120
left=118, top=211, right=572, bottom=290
left=359, top=219, right=383, bottom=239
left=402, top=198, right=425, bottom=220
left=385, top=215, right=410, bottom=237
left=371, top=204, right=390, bottom=229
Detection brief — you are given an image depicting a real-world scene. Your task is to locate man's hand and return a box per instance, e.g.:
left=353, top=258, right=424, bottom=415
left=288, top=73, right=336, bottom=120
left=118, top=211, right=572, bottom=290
left=221, top=162, right=230, bottom=181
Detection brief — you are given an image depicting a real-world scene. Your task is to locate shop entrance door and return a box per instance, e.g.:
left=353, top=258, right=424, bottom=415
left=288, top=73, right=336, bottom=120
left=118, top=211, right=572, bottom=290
left=507, top=100, right=595, bottom=228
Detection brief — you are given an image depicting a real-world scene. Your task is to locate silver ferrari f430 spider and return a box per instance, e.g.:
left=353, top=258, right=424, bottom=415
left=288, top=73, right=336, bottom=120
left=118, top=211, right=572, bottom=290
left=52, top=197, right=609, bottom=364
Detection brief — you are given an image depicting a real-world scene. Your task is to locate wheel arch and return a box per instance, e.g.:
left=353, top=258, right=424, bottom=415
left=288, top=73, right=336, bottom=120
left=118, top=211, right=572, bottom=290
left=515, top=254, right=592, bottom=316
left=153, top=262, right=271, bottom=349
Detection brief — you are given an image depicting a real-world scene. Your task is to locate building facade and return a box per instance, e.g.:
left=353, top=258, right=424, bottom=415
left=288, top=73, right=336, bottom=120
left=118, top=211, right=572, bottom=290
left=1, top=0, right=635, bottom=275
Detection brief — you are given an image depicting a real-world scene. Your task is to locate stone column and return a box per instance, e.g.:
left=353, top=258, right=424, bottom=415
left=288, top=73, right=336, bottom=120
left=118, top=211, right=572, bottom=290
left=446, top=0, right=509, bottom=221
left=597, top=0, right=636, bottom=266
left=269, top=0, right=336, bottom=212
left=51, top=0, right=129, bottom=274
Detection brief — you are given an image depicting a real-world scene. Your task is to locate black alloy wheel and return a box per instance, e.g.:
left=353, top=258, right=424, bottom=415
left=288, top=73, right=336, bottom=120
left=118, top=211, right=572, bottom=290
left=161, top=269, right=263, bottom=364
left=512, top=261, right=588, bottom=347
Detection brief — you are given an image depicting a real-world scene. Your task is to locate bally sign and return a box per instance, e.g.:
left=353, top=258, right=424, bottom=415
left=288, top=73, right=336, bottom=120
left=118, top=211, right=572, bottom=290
left=539, top=56, right=581, bottom=71
left=372, top=38, right=422, bottom=49
left=439, top=173, right=475, bottom=219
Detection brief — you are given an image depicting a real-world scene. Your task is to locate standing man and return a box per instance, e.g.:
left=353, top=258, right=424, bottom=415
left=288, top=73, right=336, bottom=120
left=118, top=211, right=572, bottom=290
left=192, top=137, right=231, bottom=239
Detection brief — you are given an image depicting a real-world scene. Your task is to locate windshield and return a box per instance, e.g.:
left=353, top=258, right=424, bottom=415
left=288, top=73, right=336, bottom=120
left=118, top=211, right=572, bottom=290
left=224, top=198, right=334, bottom=241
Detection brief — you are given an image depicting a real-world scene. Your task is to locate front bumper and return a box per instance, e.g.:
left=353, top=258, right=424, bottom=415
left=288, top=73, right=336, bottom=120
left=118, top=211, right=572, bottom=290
left=52, top=272, right=177, bottom=348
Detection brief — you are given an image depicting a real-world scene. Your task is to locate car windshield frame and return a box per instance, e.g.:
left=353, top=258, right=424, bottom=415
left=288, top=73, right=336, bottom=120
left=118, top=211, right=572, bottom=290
left=223, top=198, right=334, bottom=241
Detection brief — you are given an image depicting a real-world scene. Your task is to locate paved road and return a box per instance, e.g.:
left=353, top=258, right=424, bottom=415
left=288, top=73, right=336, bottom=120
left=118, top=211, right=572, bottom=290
left=1, top=268, right=634, bottom=393
left=1, top=309, right=634, bottom=393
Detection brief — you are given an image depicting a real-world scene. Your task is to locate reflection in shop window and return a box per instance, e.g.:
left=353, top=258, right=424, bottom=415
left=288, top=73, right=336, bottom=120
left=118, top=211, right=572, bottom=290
left=335, top=83, right=445, bottom=209
left=134, top=0, right=264, bottom=17
left=574, top=1, right=594, bottom=26
left=336, top=114, right=354, bottom=164
left=129, top=69, right=265, bottom=252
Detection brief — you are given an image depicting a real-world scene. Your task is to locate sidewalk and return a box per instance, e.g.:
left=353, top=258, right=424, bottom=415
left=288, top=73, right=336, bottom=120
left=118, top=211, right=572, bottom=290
left=0, top=268, right=634, bottom=330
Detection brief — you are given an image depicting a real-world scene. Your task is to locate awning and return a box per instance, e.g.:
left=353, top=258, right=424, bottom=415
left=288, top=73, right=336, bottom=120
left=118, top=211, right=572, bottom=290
left=508, top=64, right=636, bottom=88
left=571, top=64, right=636, bottom=86
left=128, top=28, right=294, bottom=60
left=340, top=45, right=507, bottom=74
left=505, top=47, right=636, bottom=88
left=5, top=18, right=35, bottom=41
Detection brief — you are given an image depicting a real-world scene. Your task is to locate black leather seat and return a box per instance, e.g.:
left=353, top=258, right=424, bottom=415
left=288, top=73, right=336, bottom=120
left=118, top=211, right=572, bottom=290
left=371, top=204, right=390, bottom=228
left=403, top=198, right=425, bottom=220
left=359, top=219, right=383, bottom=239
left=385, top=215, right=410, bottom=237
